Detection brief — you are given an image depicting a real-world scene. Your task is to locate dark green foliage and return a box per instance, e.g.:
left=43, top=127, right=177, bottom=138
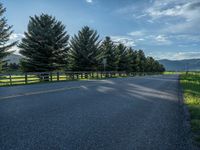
left=0, top=5, right=163, bottom=73
left=0, top=3, right=17, bottom=72
left=116, top=43, right=130, bottom=71
left=69, top=26, right=101, bottom=71
left=126, top=47, right=137, bottom=72
left=146, top=57, right=165, bottom=72
left=19, top=14, right=69, bottom=72
left=0, top=2, right=165, bottom=73
left=99, top=36, right=118, bottom=71
left=2, top=62, right=19, bottom=72
left=135, top=50, right=146, bottom=72
left=146, top=57, right=156, bottom=72
left=69, top=31, right=164, bottom=72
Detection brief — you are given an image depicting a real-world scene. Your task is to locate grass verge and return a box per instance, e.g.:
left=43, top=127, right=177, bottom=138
left=180, top=72, right=200, bottom=145
left=0, top=73, right=130, bottom=87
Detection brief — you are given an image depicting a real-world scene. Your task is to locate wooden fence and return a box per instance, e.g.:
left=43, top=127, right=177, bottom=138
left=0, top=71, right=162, bottom=86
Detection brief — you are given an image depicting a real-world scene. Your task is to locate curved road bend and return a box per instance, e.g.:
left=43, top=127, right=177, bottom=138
left=0, top=75, right=195, bottom=150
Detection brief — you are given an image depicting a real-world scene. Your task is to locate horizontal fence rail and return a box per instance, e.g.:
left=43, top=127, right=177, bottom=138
left=0, top=71, right=163, bottom=86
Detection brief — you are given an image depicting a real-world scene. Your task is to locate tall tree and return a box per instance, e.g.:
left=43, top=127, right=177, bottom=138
left=19, top=14, right=69, bottom=72
left=145, top=56, right=156, bottom=72
left=127, top=47, right=137, bottom=72
left=135, top=50, right=146, bottom=72
left=116, top=43, right=131, bottom=71
left=69, top=26, right=101, bottom=71
left=0, top=3, right=17, bottom=72
left=99, top=36, right=118, bottom=71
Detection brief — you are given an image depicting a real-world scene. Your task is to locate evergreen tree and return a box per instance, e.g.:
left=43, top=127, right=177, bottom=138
left=145, top=56, right=155, bottom=72
left=159, top=64, right=165, bottom=72
left=127, top=47, right=137, bottom=72
left=116, top=43, right=131, bottom=71
left=19, top=14, right=69, bottom=72
left=135, top=50, right=146, bottom=72
left=0, top=3, right=17, bottom=72
left=145, top=56, right=165, bottom=72
left=99, top=36, right=118, bottom=71
left=69, top=26, right=101, bottom=71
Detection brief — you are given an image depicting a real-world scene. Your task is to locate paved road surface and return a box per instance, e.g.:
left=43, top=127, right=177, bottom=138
left=0, top=75, right=194, bottom=150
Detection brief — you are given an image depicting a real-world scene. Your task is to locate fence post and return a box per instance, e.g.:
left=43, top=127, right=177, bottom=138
left=25, top=73, right=28, bottom=84
left=81, top=73, right=83, bottom=79
left=9, top=74, right=12, bottom=85
left=50, top=72, right=53, bottom=81
left=76, top=73, right=79, bottom=80
left=57, top=72, right=59, bottom=81
left=65, top=73, right=68, bottom=80
left=105, top=72, right=108, bottom=78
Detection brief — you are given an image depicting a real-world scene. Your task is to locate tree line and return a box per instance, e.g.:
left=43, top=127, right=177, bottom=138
left=0, top=3, right=165, bottom=73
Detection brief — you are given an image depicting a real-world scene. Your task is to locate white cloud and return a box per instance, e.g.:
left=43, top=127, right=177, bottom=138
left=111, top=36, right=136, bottom=47
left=155, top=35, right=172, bottom=45
left=8, top=33, right=24, bottom=54
left=146, top=0, right=200, bottom=33
left=128, top=31, right=145, bottom=37
left=86, top=0, right=93, bottom=3
left=7, top=45, right=20, bottom=55
left=138, top=38, right=145, bottom=41
left=151, top=51, right=200, bottom=60
left=173, top=52, right=200, bottom=60
left=113, top=1, right=199, bottom=56
left=10, top=33, right=24, bottom=41
left=116, top=0, right=200, bottom=34
left=134, top=34, right=172, bottom=45
left=116, top=33, right=173, bottom=46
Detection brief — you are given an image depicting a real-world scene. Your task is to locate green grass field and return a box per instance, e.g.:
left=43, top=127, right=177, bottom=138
left=0, top=75, right=87, bottom=86
left=180, top=72, right=200, bottom=145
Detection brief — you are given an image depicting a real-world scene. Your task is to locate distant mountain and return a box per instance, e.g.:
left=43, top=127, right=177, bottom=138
left=4, top=54, right=22, bottom=64
left=159, top=59, right=200, bottom=71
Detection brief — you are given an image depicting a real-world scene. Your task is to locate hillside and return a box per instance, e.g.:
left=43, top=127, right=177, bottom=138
left=159, top=59, right=200, bottom=71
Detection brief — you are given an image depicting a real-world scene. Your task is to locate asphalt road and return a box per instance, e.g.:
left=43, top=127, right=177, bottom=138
left=0, top=75, right=194, bottom=150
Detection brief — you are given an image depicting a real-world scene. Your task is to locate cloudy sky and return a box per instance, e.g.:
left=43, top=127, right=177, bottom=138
left=2, top=0, right=200, bottom=60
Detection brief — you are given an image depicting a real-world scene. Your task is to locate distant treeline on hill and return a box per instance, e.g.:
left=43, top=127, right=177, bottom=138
left=0, top=3, right=165, bottom=73
left=159, top=59, right=200, bottom=71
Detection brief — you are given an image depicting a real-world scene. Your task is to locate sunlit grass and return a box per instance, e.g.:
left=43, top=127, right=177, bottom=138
left=0, top=73, right=130, bottom=86
left=163, top=71, right=186, bottom=75
left=181, top=72, right=200, bottom=145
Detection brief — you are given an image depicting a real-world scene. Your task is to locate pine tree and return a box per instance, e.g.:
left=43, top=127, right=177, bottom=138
left=145, top=56, right=155, bottom=72
left=127, top=47, right=137, bottom=72
left=99, top=36, right=118, bottom=71
left=19, top=14, right=69, bottom=72
left=135, top=50, right=146, bottom=72
left=69, top=26, right=101, bottom=71
left=0, top=3, right=17, bottom=72
left=116, top=43, right=131, bottom=71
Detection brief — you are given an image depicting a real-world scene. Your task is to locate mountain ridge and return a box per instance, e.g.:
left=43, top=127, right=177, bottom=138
left=159, top=59, right=200, bottom=71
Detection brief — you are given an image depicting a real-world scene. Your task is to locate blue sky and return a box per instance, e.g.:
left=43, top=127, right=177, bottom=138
left=2, top=0, right=200, bottom=60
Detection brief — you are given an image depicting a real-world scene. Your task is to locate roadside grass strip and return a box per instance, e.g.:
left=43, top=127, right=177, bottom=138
left=181, top=73, right=200, bottom=145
